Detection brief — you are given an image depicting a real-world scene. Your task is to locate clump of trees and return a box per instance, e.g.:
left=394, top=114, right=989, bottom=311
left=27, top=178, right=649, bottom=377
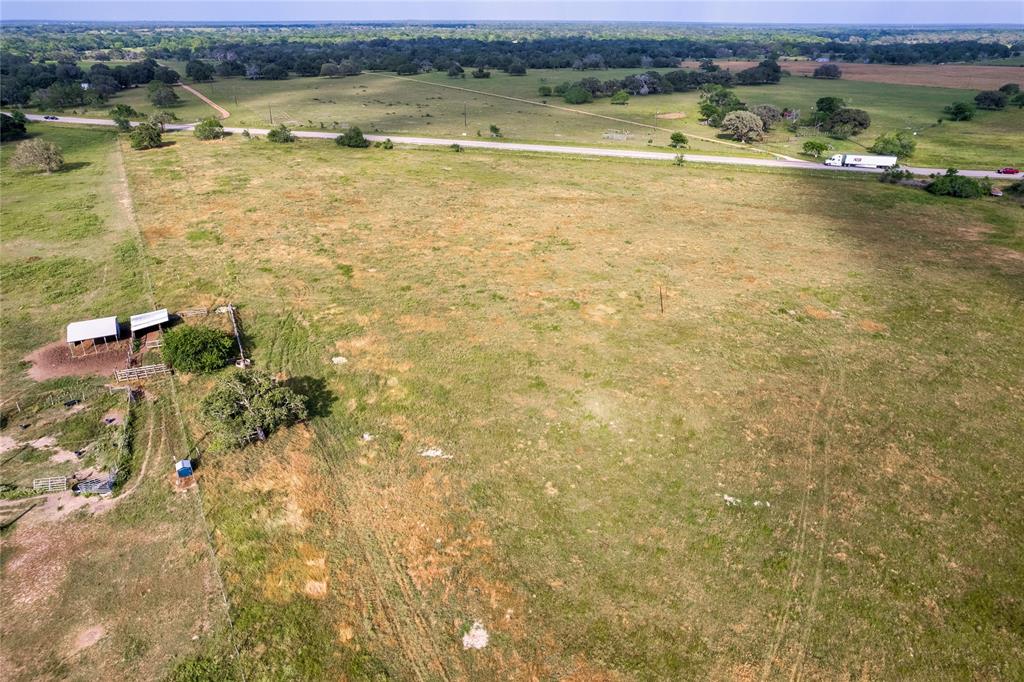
left=147, top=81, right=180, bottom=107
left=699, top=85, right=745, bottom=126
left=750, top=103, right=782, bottom=130
left=721, top=110, right=765, bottom=142
left=809, top=97, right=870, bottom=137
left=812, top=63, right=842, bottom=79
left=163, top=325, right=236, bottom=373
left=944, top=101, right=977, bottom=121
left=267, top=124, right=294, bottom=143
left=194, top=117, right=225, bottom=140
left=735, top=59, right=782, bottom=85
left=507, top=60, right=526, bottom=76
left=926, top=169, right=988, bottom=198
left=185, top=59, right=214, bottom=82
left=9, top=139, right=64, bottom=173
left=562, top=83, right=593, bottom=104
left=336, top=126, right=369, bottom=147
left=974, top=90, right=1008, bottom=110
left=869, top=131, right=917, bottom=158
left=200, top=369, right=307, bottom=448
left=129, top=122, right=163, bottom=150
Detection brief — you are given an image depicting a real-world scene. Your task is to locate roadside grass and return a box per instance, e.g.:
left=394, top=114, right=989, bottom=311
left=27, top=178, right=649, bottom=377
left=121, top=133, right=1024, bottom=679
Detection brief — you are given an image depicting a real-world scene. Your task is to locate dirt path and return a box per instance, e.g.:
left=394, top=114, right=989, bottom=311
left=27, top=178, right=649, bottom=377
left=379, top=73, right=803, bottom=161
left=178, top=82, right=230, bottom=120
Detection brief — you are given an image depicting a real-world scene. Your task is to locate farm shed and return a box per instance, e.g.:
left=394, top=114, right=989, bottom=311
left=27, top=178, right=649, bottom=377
left=66, top=316, right=120, bottom=356
left=129, top=308, right=169, bottom=338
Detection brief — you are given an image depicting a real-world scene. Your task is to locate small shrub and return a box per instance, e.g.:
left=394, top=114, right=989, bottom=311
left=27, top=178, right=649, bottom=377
left=669, top=131, right=688, bottom=148
left=926, top=169, right=987, bottom=199
left=944, top=101, right=976, bottom=121
left=610, top=90, right=630, bottom=105
left=381, top=138, right=393, bottom=149
left=673, top=154, right=686, bottom=166
left=450, top=143, right=463, bottom=152
left=194, top=117, right=225, bottom=140
left=879, top=166, right=914, bottom=184
left=162, top=325, right=235, bottom=373
left=267, top=124, right=294, bottom=143
left=335, top=126, right=369, bottom=147
left=129, top=122, right=162, bottom=150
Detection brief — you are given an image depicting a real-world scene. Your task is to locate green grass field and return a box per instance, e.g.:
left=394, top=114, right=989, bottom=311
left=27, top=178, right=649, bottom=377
left=113, top=131, right=1024, bottom=679
left=188, top=70, right=1023, bottom=167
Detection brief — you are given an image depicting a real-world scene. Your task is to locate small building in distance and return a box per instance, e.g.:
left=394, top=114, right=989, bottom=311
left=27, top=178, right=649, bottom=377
left=66, top=316, right=121, bottom=357
left=129, top=308, right=170, bottom=339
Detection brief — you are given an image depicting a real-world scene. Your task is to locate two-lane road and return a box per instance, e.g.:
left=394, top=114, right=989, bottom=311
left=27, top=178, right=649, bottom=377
left=12, top=114, right=1015, bottom=180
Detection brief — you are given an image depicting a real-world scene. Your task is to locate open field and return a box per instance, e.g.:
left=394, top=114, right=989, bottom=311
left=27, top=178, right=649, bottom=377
left=111, top=130, right=1024, bottom=678
left=0, top=127, right=228, bottom=681
left=188, top=70, right=1024, bottom=168
left=681, top=59, right=1024, bottom=90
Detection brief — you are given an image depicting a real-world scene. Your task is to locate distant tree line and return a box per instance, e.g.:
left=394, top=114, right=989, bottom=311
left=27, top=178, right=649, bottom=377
left=0, top=56, right=178, bottom=107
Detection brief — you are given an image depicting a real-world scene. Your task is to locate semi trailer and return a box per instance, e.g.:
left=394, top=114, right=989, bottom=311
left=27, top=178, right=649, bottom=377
left=824, top=154, right=898, bottom=169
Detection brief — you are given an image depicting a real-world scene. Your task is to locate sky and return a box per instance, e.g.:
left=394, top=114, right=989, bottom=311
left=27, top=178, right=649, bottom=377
left=0, top=0, right=1021, bottom=25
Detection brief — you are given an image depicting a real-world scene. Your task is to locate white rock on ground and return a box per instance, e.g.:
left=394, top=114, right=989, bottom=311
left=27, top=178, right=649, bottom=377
left=419, top=448, right=452, bottom=459
left=462, top=621, right=489, bottom=650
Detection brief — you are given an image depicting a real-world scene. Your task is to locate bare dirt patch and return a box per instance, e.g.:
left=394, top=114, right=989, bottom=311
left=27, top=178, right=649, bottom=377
left=655, top=112, right=687, bottom=120
left=858, top=319, right=889, bottom=334
left=24, top=341, right=126, bottom=382
left=680, top=59, right=1020, bottom=90
left=69, top=624, right=107, bottom=656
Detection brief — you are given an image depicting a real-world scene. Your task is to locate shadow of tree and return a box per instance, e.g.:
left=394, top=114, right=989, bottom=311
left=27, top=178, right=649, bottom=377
left=285, top=375, right=337, bottom=419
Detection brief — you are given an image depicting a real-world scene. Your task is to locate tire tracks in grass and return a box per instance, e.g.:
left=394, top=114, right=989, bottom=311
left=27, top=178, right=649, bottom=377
left=760, top=372, right=837, bottom=681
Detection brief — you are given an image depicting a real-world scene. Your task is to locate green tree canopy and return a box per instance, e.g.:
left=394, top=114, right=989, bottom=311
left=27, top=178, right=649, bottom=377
left=926, top=169, right=987, bottom=198
left=721, top=110, right=765, bottom=142
left=974, top=90, right=1008, bottom=110
left=944, top=101, right=977, bottom=121
left=200, top=369, right=308, bottom=447
left=669, top=131, right=688, bottom=148
left=0, top=112, right=28, bottom=141
left=146, top=81, right=180, bottom=107
left=163, top=325, right=235, bottom=373
left=869, top=131, right=917, bottom=159
left=802, top=140, right=830, bottom=158
left=563, top=84, right=594, bottom=104
left=813, top=63, right=842, bottom=79
left=610, top=89, right=630, bottom=105
left=185, top=59, right=214, bottom=82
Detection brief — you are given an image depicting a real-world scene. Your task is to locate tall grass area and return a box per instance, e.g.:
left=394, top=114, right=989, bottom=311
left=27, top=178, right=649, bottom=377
left=122, top=134, right=1024, bottom=679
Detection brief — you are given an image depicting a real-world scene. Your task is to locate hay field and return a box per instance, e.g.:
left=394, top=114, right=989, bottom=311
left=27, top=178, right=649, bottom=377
left=118, top=132, right=1024, bottom=679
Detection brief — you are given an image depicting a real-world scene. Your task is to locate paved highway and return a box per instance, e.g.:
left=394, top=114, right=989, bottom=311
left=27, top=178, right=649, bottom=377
left=14, top=114, right=1016, bottom=180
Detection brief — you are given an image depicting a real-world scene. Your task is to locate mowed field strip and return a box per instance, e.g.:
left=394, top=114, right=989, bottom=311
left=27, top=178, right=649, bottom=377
left=111, top=131, right=1024, bottom=678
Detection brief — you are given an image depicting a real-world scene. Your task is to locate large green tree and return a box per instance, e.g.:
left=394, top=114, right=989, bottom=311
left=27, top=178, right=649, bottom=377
left=335, top=126, right=369, bottom=147
left=9, top=139, right=64, bottom=173
left=869, top=131, right=917, bottom=158
left=147, top=81, right=180, bottom=107
left=721, top=110, right=765, bottom=142
left=185, top=59, right=214, bottom=82
left=200, top=369, right=308, bottom=446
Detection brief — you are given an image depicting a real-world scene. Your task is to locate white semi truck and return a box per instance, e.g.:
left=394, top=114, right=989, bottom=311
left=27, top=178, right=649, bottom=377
left=824, top=153, right=898, bottom=169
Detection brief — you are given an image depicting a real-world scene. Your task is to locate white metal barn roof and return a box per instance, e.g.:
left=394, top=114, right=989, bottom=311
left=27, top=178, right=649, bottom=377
left=67, top=316, right=119, bottom=344
left=130, top=308, right=169, bottom=333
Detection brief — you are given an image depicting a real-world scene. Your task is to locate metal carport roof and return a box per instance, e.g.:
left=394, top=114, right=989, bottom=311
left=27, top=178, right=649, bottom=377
left=129, top=308, right=169, bottom=333
left=67, top=316, right=119, bottom=344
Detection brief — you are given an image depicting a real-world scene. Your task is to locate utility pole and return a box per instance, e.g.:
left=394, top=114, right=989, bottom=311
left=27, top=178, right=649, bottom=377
left=269, top=106, right=273, bottom=124
left=464, top=102, right=467, bottom=128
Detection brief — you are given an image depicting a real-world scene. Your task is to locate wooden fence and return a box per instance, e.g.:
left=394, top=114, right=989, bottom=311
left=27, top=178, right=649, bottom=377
left=114, top=364, right=171, bottom=382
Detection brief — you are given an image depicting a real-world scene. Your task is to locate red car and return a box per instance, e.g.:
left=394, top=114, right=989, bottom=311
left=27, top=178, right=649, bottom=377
left=996, top=167, right=1020, bottom=175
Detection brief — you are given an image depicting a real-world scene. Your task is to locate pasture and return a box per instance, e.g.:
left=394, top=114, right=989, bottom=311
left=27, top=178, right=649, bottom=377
left=0, top=127, right=228, bottom=681
left=190, top=69, right=1024, bottom=168
left=113, top=131, right=1024, bottom=678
